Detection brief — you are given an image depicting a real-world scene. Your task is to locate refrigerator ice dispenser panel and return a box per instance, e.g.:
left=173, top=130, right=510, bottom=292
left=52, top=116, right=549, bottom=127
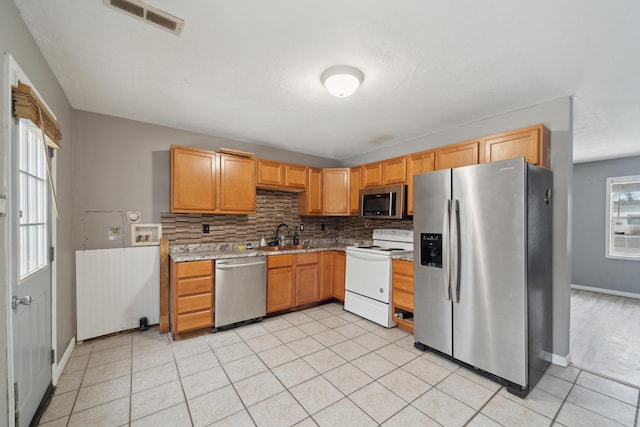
left=421, top=233, right=442, bottom=267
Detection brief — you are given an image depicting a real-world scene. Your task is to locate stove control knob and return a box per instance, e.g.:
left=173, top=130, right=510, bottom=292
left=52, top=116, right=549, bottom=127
left=379, top=288, right=384, bottom=294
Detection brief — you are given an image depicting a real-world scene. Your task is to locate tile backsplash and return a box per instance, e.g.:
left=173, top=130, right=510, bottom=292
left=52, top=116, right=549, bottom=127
left=161, top=190, right=412, bottom=245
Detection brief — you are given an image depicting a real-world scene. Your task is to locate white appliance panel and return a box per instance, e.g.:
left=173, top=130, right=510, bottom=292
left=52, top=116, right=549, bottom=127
left=344, top=291, right=394, bottom=328
left=345, top=250, right=391, bottom=303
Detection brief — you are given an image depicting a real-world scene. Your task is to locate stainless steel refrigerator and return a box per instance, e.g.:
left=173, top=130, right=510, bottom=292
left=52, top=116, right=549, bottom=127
left=413, top=157, right=552, bottom=397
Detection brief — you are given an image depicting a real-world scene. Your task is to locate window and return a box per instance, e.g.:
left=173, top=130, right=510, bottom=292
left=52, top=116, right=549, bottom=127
left=606, top=175, right=640, bottom=260
left=19, top=119, right=48, bottom=279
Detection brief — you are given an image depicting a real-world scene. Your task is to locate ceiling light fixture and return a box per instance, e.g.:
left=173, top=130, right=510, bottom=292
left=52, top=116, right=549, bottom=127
left=321, top=66, right=364, bottom=97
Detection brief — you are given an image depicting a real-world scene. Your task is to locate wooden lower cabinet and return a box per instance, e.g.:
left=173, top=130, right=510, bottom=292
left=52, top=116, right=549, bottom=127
left=320, top=250, right=346, bottom=302
left=295, top=254, right=320, bottom=305
left=331, top=251, right=346, bottom=301
left=391, top=259, right=414, bottom=333
left=267, top=253, right=320, bottom=313
left=266, top=255, right=295, bottom=313
left=170, top=259, right=214, bottom=336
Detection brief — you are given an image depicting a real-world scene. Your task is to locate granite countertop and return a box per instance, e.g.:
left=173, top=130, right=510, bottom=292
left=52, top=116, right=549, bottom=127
left=169, top=238, right=367, bottom=262
left=392, top=253, right=414, bottom=262
left=170, top=239, right=415, bottom=263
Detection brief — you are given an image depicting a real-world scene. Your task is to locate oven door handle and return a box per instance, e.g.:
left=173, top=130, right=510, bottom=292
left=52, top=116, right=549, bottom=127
left=346, top=251, right=390, bottom=262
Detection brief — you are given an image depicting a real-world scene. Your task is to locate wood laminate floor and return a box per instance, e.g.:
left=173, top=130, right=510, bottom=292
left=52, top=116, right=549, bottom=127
left=571, top=289, right=640, bottom=388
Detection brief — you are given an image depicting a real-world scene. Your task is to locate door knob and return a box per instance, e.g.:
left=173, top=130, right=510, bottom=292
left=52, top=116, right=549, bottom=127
left=12, top=296, right=32, bottom=310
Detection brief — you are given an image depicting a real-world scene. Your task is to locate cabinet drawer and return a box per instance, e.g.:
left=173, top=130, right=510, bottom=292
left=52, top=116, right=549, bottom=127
left=392, top=259, right=413, bottom=277
left=296, top=252, right=319, bottom=265
left=393, top=290, right=413, bottom=310
left=177, top=260, right=212, bottom=278
left=176, top=310, right=213, bottom=332
left=393, top=274, right=413, bottom=294
left=177, top=276, right=213, bottom=297
left=268, top=254, right=294, bottom=268
left=177, top=293, right=212, bottom=314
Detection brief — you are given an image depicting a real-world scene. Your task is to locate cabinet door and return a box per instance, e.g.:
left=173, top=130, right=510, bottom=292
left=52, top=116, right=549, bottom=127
left=331, top=251, right=346, bottom=301
left=295, top=263, right=320, bottom=306
left=171, top=146, right=217, bottom=213
left=482, top=124, right=550, bottom=169
left=323, top=168, right=349, bottom=215
left=319, top=251, right=334, bottom=300
left=285, top=164, right=308, bottom=189
left=435, top=140, right=479, bottom=170
left=349, top=166, right=362, bottom=216
left=267, top=266, right=295, bottom=313
left=298, top=167, right=323, bottom=215
left=219, top=154, right=256, bottom=213
left=382, top=156, right=407, bottom=185
left=407, top=150, right=435, bottom=215
left=362, top=162, right=383, bottom=188
left=171, top=260, right=214, bottom=334
left=256, top=159, right=284, bottom=187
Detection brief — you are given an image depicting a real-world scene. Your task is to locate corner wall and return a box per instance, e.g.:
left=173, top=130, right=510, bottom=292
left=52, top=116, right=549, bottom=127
left=72, top=111, right=340, bottom=252
left=1, top=0, right=75, bottom=423
left=572, top=155, right=640, bottom=295
left=340, top=97, right=574, bottom=362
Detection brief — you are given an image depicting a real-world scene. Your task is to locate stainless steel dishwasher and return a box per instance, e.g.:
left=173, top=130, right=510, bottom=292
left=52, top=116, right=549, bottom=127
left=215, top=256, right=267, bottom=328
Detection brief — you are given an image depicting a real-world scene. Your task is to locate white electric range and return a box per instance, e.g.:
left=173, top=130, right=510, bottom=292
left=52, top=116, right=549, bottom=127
left=344, top=229, right=413, bottom=327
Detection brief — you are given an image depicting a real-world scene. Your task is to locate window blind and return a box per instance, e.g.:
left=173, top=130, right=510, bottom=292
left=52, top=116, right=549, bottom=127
left=11, top=81, right=62, bottom=149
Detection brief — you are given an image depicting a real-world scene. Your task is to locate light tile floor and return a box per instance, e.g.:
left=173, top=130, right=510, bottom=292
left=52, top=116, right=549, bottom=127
left=40, top=302, right=640, bottom=426
left=571, top=289, right=640, bottom=388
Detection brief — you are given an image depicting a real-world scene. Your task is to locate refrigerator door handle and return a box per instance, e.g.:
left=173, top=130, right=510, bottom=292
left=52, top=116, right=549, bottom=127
left=451, top=199, right=461, bottom=303
left=442, top=199, right=451, bottom=301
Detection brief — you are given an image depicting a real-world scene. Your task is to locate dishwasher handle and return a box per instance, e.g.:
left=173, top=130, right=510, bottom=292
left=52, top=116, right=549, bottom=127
left=216, top=260, right=266, bottom=269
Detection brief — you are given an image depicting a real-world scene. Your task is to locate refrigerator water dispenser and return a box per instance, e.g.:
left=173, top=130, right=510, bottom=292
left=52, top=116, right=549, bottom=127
left=420, top=233, right=442, bottom=267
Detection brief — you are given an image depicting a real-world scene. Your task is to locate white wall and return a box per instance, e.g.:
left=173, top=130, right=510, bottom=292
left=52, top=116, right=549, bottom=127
left=340, top=97, right=574, bottom=362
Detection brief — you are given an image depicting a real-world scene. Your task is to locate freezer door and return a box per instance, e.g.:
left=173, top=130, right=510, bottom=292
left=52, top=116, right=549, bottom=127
left=413, top=169, right=453, bottom=356
left=452, top=158, right=528, bottom=387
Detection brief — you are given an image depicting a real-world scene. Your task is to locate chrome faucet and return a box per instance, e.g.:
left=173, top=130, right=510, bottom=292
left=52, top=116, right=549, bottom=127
left=273, top=223, right=291, bottom=246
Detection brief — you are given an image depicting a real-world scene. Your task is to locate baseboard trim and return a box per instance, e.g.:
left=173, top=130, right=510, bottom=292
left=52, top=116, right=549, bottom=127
left=52, top=336, right=76, bottom=385
left=571, top=284, right=640, bottom=300
left=551, top=352, right=571, bottom=367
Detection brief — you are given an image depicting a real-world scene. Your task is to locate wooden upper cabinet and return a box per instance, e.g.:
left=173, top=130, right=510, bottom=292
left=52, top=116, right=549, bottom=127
left=298, top=167, right=323, bottom=215
left=407, top=150, right=435, bottom=215
left=362, top=162, right=383, bottom=188
left=435, top=140, right=480, bottom=170
left=382, top=156, right=407, bottom=185
left=256, top=159, right=284, bottom=188
left=218, top=154, right=256, bottom=213
left=171, top=145, right=217, bottom=213
left=284, top=164, right=308, bottom=189
left=349, top=166, right=362, bottom=216
left=323, top=168, right=349, bottom=215
left=256, top=159, right=308, bottom=190
left=481, top=124, right=550, bottom=169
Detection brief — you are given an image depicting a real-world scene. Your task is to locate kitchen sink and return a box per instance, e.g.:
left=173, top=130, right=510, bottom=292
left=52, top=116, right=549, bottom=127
left=256, top=245, right=314, bottom=251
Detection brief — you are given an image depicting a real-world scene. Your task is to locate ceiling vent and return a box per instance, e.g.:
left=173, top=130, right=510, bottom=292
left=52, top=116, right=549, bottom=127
left=103, top=0, right=184, bottom=35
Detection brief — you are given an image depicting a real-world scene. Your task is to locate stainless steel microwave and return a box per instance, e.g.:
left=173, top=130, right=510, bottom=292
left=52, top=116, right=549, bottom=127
left=359, top=184, right=408, bottom=220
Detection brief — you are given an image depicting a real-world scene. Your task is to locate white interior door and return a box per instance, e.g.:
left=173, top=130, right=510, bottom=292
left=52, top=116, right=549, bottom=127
left=11, top=118, right=52, bottom=426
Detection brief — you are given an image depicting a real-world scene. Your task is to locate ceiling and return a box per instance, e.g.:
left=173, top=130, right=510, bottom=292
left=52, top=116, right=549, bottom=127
left=13, top=0, right=640, bottom=163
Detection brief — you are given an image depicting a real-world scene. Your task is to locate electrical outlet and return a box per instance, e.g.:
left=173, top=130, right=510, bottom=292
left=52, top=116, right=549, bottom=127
left=202, top=224, right=210, bottom=234
left=299, top=224, right=304, bottom=231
